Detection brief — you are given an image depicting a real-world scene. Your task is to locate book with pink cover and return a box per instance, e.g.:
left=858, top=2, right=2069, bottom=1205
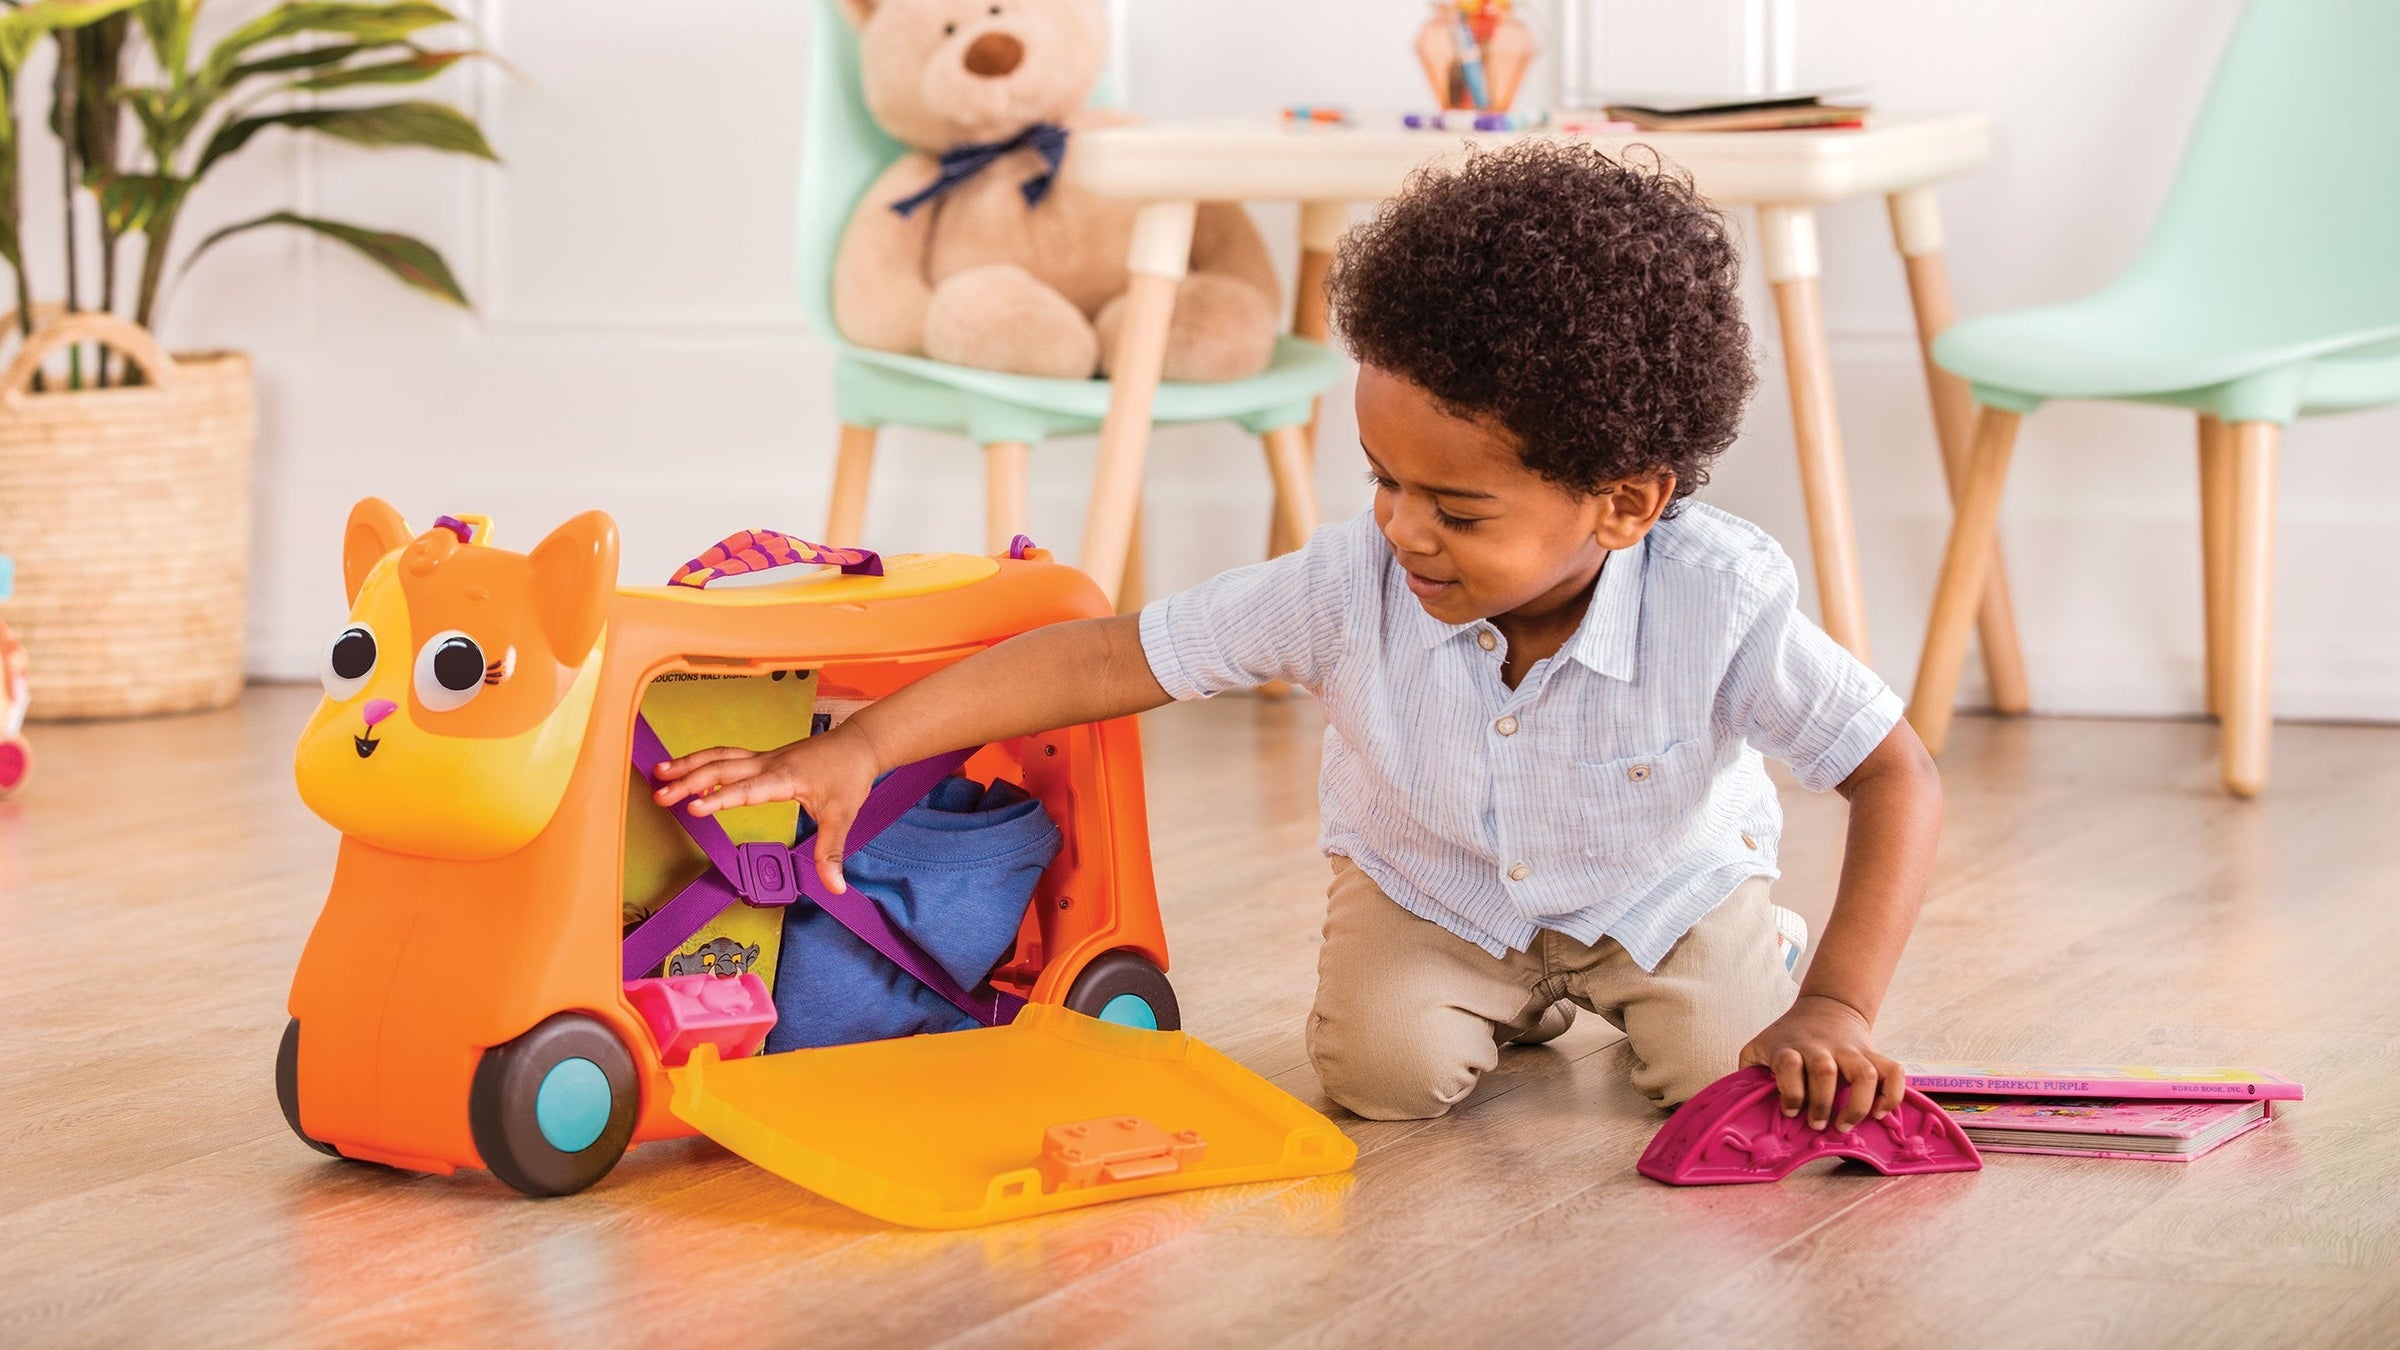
left=1901, top=1061, right=2303, bottom=1104
left=1936, top=1097, right=2272, bottom=1162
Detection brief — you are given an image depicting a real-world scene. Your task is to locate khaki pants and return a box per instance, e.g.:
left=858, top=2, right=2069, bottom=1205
left=1307, top=857, right=1797, bottom=1119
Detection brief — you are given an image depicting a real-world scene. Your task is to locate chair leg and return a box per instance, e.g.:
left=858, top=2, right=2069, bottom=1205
left=983, top=441, right=1031, bottom=555
left=1906, top=407, right=2023, bottom=756
left=1261, top=424, right=1323, bottom=554
left=2221, top=421, right=2278, bottom=798
left=825, top=424, right=878, bottom=547
left=2196, top=415, right=2233, bottom=721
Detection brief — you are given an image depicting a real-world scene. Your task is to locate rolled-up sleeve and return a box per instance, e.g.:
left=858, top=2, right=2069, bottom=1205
left=1716, top=547, right=1903, bottom=792
left=1138, top=517, right=1363, bottom=700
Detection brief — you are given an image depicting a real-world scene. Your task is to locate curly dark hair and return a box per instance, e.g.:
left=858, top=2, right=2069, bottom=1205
left=1327, top=140, right=1756, bottom=510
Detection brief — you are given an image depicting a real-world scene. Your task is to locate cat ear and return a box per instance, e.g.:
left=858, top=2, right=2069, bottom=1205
left=528, top=511, right=619, bottom=662
left=343, top=498, right=412, bottom=604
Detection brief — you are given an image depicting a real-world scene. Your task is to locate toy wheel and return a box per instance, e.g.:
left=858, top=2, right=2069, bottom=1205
left=1063, top=950, right=1181, bottom=1031
left=468, top=1013, right=639, bottom=1198
left=0, top=736, right=27, bottom=797
left=276, top=1019, right=343, bottom=1158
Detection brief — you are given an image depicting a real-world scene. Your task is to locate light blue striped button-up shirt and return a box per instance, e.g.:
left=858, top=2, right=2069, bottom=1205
left=1138, top=504, right=1903, bottom=969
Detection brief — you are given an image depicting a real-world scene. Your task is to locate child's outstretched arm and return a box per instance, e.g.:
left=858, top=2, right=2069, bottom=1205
left=1738, top=719, right=1941, bottom=1131
left=651, top=613, right=1169, bottom=893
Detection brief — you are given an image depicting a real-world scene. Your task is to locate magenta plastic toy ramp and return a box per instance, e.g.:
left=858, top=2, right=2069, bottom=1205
left=1638, top=1066, right=1982, bottom=1185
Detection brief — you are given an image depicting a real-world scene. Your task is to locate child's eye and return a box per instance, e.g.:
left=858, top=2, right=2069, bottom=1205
left=1434, top=509, right=1483, bottom=532
left=1362, top=470, right=1395, bottom=490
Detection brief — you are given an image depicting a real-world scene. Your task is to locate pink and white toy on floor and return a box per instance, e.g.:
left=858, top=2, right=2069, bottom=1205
left=0, top=555, right=28, bottom=797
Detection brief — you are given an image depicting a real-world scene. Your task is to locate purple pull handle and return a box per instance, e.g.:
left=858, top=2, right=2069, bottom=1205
left=669, top=529, right=883, bottom=587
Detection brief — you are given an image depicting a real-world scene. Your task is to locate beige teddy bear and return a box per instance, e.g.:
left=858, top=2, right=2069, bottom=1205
left=832, top=0, right=1281, bottom=382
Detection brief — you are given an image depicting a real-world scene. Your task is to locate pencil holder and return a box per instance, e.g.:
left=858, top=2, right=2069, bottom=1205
left=1415, top=1, right=1539, bottom=113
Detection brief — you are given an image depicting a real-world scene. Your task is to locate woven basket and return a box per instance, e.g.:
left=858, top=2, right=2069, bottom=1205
left=0, top=312, right=256, bottom=720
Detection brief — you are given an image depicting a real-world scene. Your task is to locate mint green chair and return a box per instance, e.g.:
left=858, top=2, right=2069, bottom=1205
left=798, top=0, right=1345, bottom=594
left=1907, top=0, right=2400, bottom=797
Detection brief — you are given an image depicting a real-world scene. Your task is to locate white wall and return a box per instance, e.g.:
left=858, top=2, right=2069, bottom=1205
left=109, top=0, right=2397, bottom=721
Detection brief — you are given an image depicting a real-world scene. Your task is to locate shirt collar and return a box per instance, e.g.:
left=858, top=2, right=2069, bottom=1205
left=1412, top=537, right=1647, bottom=681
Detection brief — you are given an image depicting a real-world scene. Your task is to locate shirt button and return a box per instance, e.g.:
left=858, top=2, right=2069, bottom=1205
left=1508, top=862, right=1531, bottom=882
left=1477, top=631, right=1497, bottom=652
left=1495, top=715, right=1519, bottom=737
left=1627, top=764, right=1652, bottom=783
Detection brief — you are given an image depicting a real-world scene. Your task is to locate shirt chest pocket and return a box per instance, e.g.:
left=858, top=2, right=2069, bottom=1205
left=1583, top=738, right=1713, bottom=865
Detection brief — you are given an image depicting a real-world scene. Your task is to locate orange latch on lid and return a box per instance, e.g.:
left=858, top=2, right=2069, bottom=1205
left=1038, top=1116, right=1207, bottom=1191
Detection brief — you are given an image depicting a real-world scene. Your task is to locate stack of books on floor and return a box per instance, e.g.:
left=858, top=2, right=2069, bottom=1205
left=1597, top=88, right=1869, bottom=132
left=1904, top=1061, right=2305, bottom=1162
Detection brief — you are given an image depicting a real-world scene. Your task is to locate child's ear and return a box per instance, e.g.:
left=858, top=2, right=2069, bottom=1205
left=343, top=498, right=412, bottom=604
left=836, top=0, right=876, bottom=27
left=1594, top=473, right=1677, bottom=550
left=528, top=511, right=620, bottom=661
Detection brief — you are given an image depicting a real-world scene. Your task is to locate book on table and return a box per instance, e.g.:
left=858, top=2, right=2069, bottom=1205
left=1597, top=88, right=1870, bottom=132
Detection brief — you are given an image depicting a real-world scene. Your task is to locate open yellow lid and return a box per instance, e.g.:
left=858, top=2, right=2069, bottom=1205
left=667, top=1003, right=1356, bottom=1228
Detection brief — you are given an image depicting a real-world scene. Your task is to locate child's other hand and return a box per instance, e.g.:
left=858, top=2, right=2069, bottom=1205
left=651, top=730, right=881, bottom=894
left=1736, top=995, right=1905, bottom=1131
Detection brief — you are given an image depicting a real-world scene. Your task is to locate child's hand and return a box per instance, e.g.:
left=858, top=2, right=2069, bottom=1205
left=1736, top=995, right=1906, bottom=1131
left=651, top=729, right=882, bottom=894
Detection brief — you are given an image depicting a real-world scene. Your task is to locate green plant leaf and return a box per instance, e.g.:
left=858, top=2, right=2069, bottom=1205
left=225, top=40, right=365, bottom=84
left=99, top=172, right=188, bottom=233
left=290, top=48, right=466, bottom=91
left=0, top=0, right=146, bottom=70
left=202, top=3, right=457, bottom=89
left=134, top=1, right=195, bottom=77
left=198, top=98, right=495, bottom=174
left=185, top=211, right=469, bottom=307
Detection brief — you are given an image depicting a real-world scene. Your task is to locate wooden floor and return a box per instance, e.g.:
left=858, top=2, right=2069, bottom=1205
left=5, top=687, right=2400, bottom=1349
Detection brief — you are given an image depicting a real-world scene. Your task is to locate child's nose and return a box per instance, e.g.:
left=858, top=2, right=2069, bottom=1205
left=362, top=698, right=398, bottom=727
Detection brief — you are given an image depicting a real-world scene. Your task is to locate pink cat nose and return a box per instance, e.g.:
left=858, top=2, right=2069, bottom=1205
left=361, top=698, right=398, bottom=727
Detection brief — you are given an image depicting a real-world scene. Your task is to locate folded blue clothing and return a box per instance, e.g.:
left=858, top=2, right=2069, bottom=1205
left=765, top=774, right=1061, bottom=1052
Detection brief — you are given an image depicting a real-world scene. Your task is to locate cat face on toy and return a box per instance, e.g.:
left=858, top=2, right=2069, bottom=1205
left=842, top=0, right=1107, bottom=152
left=294, top=499, right=619, bottom=862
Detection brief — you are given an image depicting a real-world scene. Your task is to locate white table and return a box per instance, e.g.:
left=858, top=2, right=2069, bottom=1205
left=1064, top=110, right=2026, bottom=705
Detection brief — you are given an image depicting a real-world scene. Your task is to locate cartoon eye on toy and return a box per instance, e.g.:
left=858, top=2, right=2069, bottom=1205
left=414, top=631, right=495, bottom=713
left=321, top=625, right=378, bottom=702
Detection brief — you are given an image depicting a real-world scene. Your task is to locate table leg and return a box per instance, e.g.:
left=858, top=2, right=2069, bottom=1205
left=983, top=441, right=1030, bottom=556
left=1887, top=187, right=2029, bottom=714
left=1758, top=204, right=1872, bottom=662
left=825, top=424, right=878, bottom=547
left=1083, top=199, right=1197, bottom=608
left=1272, top=200, right=1349, bottom=561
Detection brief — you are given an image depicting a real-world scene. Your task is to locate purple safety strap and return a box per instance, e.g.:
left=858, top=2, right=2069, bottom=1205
left=621, top=718, right=1025, bottom=1026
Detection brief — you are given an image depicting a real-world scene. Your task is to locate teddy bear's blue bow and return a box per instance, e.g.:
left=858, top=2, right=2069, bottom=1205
left=888, top=123, right=1071, bottom=219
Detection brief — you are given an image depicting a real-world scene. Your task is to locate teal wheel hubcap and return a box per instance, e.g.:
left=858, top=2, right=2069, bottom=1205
left=534, top=1057, right=611, bottom=1153
left=1097, top=993, right=1158, bottom=1030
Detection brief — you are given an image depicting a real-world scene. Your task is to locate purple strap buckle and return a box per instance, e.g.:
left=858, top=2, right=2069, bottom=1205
left=1007, top=534, right=1038, bottom=560
left=733, top=841, right=804, bottom=907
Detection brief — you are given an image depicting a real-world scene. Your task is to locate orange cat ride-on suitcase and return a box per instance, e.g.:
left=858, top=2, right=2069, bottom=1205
left=279, top=502, right=1351, bottom=1227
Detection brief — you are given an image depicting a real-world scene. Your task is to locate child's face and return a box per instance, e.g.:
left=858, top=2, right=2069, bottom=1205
left=1356, top=364, right=1667, bottom=627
